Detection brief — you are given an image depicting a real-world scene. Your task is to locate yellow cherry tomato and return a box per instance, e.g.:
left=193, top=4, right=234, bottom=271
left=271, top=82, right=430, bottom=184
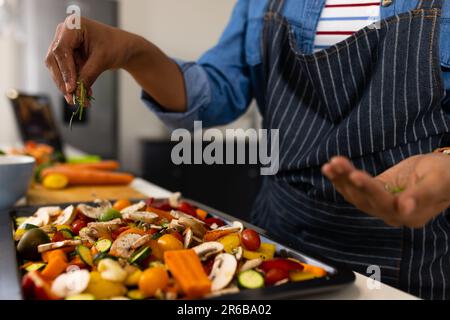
left=42, top=174, right=69, bottom=190
left=157, top=234, right=184, bottom=254
left=138, top=267, right=169, bottom=298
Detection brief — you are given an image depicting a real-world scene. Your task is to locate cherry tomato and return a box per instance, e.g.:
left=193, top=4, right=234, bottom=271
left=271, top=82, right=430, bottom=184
left=71, top=219, right=87, bottom=235
left=177, top=201, right=197, bottom=217
left=51, top=231, right=65, bottom=242
left=152, top=200, right=172, bottom=211
left=157, top=234, right=184, bottom=253
left=241, top=229, right=261, bottom=251
left=260, top=259, right=304, bottom=273
left=204, top=217, right=226, bottom=228
left=145, top=197, right=155, bottom=207
left=112, top=199, right=131, bottom=211
left=264, top=268, right=289, bottom=286
left=138, top=267, right=169, bottom=298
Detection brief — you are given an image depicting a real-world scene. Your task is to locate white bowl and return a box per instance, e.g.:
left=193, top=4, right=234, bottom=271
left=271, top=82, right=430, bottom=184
left=0, top=156, right=35, bottom=211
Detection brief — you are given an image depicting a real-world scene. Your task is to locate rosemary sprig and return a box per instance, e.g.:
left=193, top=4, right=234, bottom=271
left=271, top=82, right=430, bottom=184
left=69, top=80, right=94, bottom=130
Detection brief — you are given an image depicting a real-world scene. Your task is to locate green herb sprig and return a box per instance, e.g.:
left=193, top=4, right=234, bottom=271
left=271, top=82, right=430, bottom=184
left=69, top=80, right=94, bottom=130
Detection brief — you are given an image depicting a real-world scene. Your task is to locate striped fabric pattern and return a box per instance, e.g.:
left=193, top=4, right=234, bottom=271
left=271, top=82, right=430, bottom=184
left=314, top=0, right=381, bottom=51
left=256, top=0, right=450, bottom=299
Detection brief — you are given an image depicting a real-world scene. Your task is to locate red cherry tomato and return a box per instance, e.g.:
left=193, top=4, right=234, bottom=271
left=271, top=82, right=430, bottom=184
left=204, top=218, right=226, bottom=228
left=152, top=200, right=172, bottom=211
left=177, top=201, right=197, bottom=217
left=264, top=268, right=289, bottom=286
left=260, top=259, right=304, bottom=273
left=145, top=197, right=155, bottom=206
left=71, top=219, right=87, bottom=235
left=51, top=231, right=65, bottom=243
left=241, top=229, right=261, bottom=251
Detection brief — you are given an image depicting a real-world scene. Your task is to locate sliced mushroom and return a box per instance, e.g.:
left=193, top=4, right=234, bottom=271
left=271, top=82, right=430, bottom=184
left=209, top=253, right=237, bottom=292
left=51, top=270, right=90, bottom=298
left=170, top=210, right=205, bottom=225
left=54, top=205, right=76, bottom=226
left=215, top=221, right=244, bottom=233
left=168, top=192, right=181, bottom=208
left=131, top=234, right=152, bottom=250
left=82, top=219, right=123, bottom=243
left=178, top=216, right=206, bottom=238
left=120, top=201, right=146, bottom=215
left=37, top=207, right=61, bottom=218
left=205, top=287, right=240, bottom=298
left=183, top=227, right=193, bottom=248
left=18, top=207, right=58, bottom=229
left=233, top=246, right=243, bottom=261
left=274, top=279, right=289, bottom=286
left=110, top=233, right=143, bottom=259
left=77, top=200, right=112, bottom=219
left=239, top=258, right=263, bottom=273
left=38, top=240, right=82, bottom=253
left=192, top=242, right=224, bottom=261
left=122, top=211, right=158, bottom=224
left=168, top=219, right=184, bottom=232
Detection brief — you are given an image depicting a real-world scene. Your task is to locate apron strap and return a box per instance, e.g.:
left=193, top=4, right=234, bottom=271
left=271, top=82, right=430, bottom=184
left=267, top=0, right=286, bottom=14
left=416, top=0, right=444, bottom=10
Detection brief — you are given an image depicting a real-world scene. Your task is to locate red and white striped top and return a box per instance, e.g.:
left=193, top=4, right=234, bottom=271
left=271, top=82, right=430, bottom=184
left=314, top=0, right=381, bottom=52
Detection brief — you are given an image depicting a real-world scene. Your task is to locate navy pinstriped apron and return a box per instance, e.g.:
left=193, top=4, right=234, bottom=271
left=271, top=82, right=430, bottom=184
left=252, top=0, right=450, bottom=299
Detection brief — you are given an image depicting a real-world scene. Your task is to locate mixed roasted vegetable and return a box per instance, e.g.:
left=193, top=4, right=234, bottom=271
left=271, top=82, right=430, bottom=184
left=14, top=194, right=327, bottom=300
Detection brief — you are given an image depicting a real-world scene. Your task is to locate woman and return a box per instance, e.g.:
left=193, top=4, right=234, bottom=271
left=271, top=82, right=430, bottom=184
left=46, top=0, right=450, bottom=299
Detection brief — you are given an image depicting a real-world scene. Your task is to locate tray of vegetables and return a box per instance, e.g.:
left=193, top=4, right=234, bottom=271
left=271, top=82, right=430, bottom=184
left=0, top=194, right=355, bottom=300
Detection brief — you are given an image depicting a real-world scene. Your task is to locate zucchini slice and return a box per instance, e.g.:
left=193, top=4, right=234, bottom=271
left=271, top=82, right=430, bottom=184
left=95, top=239, right=112, bottom=253
left=129, top=246, right=151, bottom=265
left=237, top=270, right=264, bottom=289
left=77, top=245, right=94, bottom=267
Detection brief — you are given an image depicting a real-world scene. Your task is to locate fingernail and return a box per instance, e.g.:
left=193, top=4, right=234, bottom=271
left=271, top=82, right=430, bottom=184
left=402, top=198, right=416, bottom=216
left=65, top=82, right=72, bottom=93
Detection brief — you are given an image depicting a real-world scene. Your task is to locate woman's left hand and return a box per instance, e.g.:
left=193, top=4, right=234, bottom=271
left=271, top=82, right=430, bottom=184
left=322, top=153, right=450, bottom=228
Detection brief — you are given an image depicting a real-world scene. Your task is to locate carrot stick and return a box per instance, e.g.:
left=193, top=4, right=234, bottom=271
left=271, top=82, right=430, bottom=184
left=41, top=167, right=134, bottom=186
left=53, top=160, right=120, bottom=171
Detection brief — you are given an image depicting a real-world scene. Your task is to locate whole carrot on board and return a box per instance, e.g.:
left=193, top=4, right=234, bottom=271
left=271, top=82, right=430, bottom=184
left=54, top=160, right=120, bottom=172
left=41, top=167, right=134, bottom=186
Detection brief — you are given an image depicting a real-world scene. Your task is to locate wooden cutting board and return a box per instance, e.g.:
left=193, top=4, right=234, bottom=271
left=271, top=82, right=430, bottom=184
left=27, top=184, right=146, bottom=206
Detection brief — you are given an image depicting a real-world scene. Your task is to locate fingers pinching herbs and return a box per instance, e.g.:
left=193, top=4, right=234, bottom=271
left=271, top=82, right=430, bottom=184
left=45, top=20, right=82, bottom=97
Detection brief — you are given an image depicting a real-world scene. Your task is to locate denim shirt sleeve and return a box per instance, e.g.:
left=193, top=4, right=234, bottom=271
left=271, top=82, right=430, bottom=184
left=142, top=0, right=253, bottom=131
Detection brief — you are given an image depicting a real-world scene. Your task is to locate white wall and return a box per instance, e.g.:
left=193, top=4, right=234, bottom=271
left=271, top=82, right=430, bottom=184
left=118, top=0, right=257, bottom=173
left=0, top=34, right=21, bottom=146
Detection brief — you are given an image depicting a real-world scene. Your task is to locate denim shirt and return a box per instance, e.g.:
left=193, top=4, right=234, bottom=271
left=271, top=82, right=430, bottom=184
left=143, top=0, right=450, bottom=130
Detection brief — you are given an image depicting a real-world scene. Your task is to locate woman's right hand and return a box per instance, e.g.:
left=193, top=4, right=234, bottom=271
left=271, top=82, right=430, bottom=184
left=45, top=15, right=187, bottom=111
left=45, top=15, right=134, bottom=104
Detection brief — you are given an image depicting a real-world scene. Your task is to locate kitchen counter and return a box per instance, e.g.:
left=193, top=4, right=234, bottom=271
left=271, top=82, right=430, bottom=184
left=131, top=177, right=419, bottom=300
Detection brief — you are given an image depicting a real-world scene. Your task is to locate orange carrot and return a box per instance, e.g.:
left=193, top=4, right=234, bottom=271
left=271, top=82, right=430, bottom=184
left=147, top=207, right=173, bottom=222
left=41, top=249, right=68, bottom=280
left=55, top=160, right=120, bottom=171
left=203, top=229, right=236, bottom=242
left=164, top=249, right=211, bottom=298
left=41, top=167, right=134, bottom=186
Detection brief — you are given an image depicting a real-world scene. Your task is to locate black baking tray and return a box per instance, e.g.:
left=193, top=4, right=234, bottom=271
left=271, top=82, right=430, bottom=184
left=0, top=199, right=355, bottom=300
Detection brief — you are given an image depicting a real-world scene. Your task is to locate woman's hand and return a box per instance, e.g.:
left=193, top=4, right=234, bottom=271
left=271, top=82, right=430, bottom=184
left=45, top=15, right=186, bottom=111
left=45, top=16, right=132, bottom=103
left=322, top=153, right=450, bottom=228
